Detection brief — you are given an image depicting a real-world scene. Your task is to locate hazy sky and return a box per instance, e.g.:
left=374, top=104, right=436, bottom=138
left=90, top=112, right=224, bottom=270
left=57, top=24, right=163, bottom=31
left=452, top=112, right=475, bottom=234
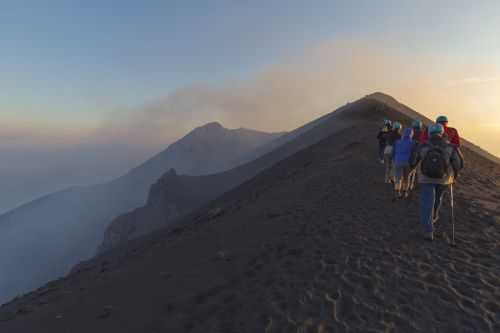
left=1, top=1, right=500, bottom=212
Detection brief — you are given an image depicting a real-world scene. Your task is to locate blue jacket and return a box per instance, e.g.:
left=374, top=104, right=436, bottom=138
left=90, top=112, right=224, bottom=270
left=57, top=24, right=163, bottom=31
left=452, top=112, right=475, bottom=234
left=393, top=128, right=417, bottom=165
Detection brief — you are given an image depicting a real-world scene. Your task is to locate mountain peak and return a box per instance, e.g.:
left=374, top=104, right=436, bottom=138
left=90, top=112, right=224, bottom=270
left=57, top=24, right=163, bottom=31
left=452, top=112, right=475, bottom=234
left=365, top=91, right=394, bottom=99
left=364, top=92, right=400, bottom=104
left=193, top=121, right=225, bottom=132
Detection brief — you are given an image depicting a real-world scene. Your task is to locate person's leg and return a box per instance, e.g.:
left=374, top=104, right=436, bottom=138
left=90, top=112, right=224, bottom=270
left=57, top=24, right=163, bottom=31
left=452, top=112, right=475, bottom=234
left=433, top=184, right=448, bottom=222
left=384, top=155, right=392, bottom=183
left=394, top=165, right=401, bottom=194
left=420, top=184, right=435, bottom=237
left=402, top=166, right=410, bottom=196
left=388, top=157, right=394, bottom=184
left=409, top=168, right=417, bottom=190
left=379, top=145, right=385, bottom=162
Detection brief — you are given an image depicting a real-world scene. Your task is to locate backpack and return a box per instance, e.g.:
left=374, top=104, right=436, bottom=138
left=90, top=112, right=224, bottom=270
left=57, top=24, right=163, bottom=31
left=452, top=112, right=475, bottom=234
left=421, top=146, right=449, bottom=179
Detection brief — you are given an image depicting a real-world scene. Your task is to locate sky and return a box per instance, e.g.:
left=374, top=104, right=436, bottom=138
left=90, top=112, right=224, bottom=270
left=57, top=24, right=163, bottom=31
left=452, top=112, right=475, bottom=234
left=1, top=0, right=500, bottom=212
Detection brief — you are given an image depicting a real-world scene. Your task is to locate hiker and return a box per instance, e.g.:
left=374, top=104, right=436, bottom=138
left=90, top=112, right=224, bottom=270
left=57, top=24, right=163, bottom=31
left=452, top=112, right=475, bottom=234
left=377, top=119, right=393, bottom=163
left=421, top=116, right=461, bottom=147
left=411, top=120, right=425, bottom=143
left=410, top=124, right=464, bottom=241
left=409, top=120, right=425, bottom=190
left=392, top=128, right=418, bottom=200
left=383, top=122, right=402, bottom=183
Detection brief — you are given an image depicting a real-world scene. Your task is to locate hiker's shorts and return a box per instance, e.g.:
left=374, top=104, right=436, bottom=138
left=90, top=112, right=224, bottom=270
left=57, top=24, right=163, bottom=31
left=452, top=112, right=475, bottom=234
left=394, top=163, right=411, bottom=183
left=384, top=145, right=394, bottom=156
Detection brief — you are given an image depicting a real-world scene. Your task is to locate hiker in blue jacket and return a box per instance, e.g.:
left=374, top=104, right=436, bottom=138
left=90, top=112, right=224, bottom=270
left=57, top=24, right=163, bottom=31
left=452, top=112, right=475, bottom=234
left=410, top=124, right=464, bottom=241
left=392, top=127, right=418, bottom=200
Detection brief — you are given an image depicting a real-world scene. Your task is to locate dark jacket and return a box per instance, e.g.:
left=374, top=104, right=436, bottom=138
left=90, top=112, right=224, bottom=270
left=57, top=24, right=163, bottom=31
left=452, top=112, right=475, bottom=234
left=410, top=136, right=464, bottom=185
left=383, top=130, right=402, bottom=146
left=377, top=125, right=392, bottom=146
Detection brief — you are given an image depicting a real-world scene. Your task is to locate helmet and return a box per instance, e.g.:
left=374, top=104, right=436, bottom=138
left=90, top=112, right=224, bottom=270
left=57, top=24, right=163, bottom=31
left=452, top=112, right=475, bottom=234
left=429, top=123, right=445, bottom=136
left=412, top=120, right=423, bottom=129
left=393, top=122, right=402, bottom=130
left=436, top=115, right=449, bottom=124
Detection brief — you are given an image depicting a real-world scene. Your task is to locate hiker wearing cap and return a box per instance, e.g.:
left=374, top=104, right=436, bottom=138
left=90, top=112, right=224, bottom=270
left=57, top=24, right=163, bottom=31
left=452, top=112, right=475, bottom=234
left=382, top=122, right=402, bottom=184
left=377, top=119, right=393, bottom=163
left=421, top=116, right=461, bottom=147
left=410, top=124, right=464, bottom=241
left=392, top=128, right=418, bottom=200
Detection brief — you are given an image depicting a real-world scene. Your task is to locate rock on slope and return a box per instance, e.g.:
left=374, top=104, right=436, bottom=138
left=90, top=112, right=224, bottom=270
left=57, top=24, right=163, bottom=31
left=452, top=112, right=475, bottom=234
left=1, top=95, right=498, bottom=332
left=0, top=123, right=282, bottom=305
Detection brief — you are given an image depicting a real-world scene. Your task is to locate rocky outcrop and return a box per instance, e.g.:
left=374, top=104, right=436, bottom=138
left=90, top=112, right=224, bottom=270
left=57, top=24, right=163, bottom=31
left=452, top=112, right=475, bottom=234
left=99, top=169, right=186, bottom=252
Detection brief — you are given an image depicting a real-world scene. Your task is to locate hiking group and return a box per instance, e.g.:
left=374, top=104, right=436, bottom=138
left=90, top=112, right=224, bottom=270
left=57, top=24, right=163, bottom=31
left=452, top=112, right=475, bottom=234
left=377, top=116, right=464, bottom=241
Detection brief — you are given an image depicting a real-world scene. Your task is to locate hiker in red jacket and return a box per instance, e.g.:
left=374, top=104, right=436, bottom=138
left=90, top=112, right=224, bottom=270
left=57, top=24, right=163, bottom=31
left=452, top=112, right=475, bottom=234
left=421, top=116, right=461, bottom=147
left=411, top=120, right=426, bottom=144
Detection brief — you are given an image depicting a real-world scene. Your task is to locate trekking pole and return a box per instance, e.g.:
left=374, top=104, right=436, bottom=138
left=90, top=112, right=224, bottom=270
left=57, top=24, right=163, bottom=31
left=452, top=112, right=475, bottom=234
left=450, top=183, right=456, bottom=247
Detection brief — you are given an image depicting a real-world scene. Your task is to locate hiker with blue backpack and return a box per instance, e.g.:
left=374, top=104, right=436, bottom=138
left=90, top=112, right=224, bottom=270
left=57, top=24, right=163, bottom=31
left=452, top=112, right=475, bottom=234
left=392, top=127, right=418, bottom=200
left=410, top=123, right=464, bottom=241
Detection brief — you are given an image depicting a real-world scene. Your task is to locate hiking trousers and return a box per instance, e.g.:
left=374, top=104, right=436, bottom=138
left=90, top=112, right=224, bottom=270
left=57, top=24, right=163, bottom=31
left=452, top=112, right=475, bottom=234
left=378, top=144, right=386, bottom=161
left=383, top=146, right=394, bottom=183
left=420, top=183, right=448, bottom=233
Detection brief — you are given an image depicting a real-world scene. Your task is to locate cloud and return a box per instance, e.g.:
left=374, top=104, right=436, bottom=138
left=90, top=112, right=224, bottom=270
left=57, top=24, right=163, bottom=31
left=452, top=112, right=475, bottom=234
left=86, top=38, right=499, bottom=159
left=448, top=76, right=500, bottom=86
left=480, top=123, right=500, bottom=128
left=92, top=39, right=426, bottom=145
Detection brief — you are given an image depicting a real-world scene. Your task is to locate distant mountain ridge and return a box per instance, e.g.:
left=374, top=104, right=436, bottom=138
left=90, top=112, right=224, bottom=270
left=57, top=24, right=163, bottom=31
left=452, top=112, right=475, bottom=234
left=0, top=123, right=283, bottom=305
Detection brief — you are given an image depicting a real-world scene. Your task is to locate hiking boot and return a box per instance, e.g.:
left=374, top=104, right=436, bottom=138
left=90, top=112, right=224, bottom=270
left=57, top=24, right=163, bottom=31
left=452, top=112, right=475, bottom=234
left=424, top=232, right=434, bottom=241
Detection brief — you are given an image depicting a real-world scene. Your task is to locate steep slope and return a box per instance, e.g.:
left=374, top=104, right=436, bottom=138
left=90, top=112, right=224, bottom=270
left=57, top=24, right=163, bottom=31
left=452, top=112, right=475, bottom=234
left=0, top=123, right=282, bottom=305
left=98, top=100, right=361, bottom=252
left=1, top=96, right=498, bottom=332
